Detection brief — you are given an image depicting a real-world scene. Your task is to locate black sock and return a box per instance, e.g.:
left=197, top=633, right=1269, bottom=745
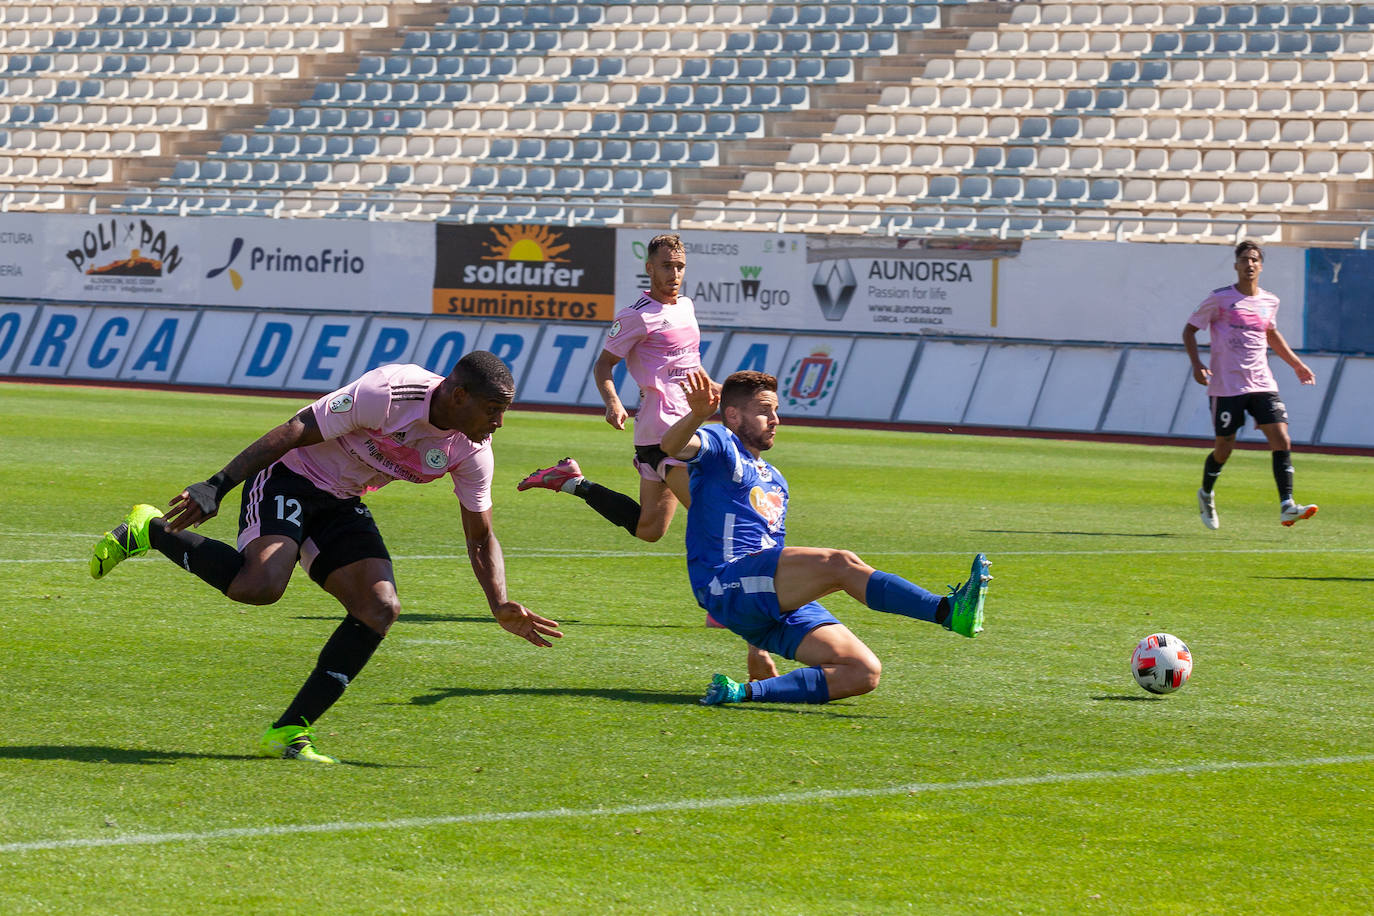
left=1202, top=453, right=1224, bottom=494
left=274, top=616, right=384, bottom=730
left=148, top=519, right=245, bottom=594
left=934, top=597, right=951, bottom=627
left=1272, top=450, right=1294, bottom=503
left=574, top=481, right=642, bottom=536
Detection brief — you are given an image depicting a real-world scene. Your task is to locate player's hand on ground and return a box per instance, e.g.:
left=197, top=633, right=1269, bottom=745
left=494, top=602, right=563, bottom=647
left=164, top=485, right=216, bottom=532
left=604, top=400, right=629, bottom=430
left=679, top=368, right=720, bottom=418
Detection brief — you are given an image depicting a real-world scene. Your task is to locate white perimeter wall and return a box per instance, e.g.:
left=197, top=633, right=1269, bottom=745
left=2, top=301, right=1370, bottom=448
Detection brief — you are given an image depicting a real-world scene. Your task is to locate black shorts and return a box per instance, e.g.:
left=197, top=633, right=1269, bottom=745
left=633, top=443, right=685, bottom=483
left=238, top=462, right=390, bottom=587
left=1211, top=392, right=1289, bottom=438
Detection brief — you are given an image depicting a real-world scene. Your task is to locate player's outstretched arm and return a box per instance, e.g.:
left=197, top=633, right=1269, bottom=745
left=661, top=368, right=719, bottom=460
left=164, top=409, right=324, bottom=532
left=461, top=505, right=563, bottom=647
left=1266, top=327, right=1316, bottom=385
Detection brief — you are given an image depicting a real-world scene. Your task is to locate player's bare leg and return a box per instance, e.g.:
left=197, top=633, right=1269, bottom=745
left=747, top=644, right=779, bottom=681
left=224, top=535, right=300, bottom=606
left=633, top=475, right=678, bottom=542
left=792, top=623, right=882, bottom=700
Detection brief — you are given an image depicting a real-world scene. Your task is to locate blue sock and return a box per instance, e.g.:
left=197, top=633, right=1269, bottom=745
left=865, top=570, right=943, bottom=624
left=748, top=666, right=830, bottom=704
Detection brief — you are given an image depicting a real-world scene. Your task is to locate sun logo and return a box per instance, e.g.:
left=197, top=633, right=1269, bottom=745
left=481, top=226, right=571, bottom=263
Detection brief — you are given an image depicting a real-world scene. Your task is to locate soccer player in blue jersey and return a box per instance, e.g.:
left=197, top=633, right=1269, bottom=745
left=661, top=368, right=990, bottom=705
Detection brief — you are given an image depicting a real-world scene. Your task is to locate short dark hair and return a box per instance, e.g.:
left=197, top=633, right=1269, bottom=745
left=450, top=350, right=514, bottom=400
left=1235, top=240, right=1264, bottom=261
left=647, top=233, right=684, bottom=259
left=720, top=370, right=777, bottom=412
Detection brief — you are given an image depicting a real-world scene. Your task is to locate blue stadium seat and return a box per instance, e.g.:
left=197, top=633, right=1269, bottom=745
left=1005, top=148, right=1035, bottom=170
left=1023, top=178, right=1054, bottom=202
left=582, top=168, right=611, bottom=192
left=1225, top=5, right=1256, bottom=24
left=974, top=147, right=1004, bottom=169
left=545, top=139, right=572, bottom=161
left=1288, top=5, right=1319, bottom=25
left=1194, top=5, right=1224, bottom=24
left=1321, top=4, right=1352, bottom=25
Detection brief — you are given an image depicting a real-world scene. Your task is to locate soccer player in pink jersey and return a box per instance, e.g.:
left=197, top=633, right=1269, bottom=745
left=1183, top=241, right=1318, bottom=530
left=518, top=234, right=779, bottom=681
left=90, top=351, right=561, bottom=763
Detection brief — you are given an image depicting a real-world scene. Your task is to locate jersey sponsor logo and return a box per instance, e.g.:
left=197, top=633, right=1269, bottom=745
left=425, top=448, right=447, bottom=469
left=749, top=486, right=785, bottom=529
left=328, top=394, right=354, bottom=413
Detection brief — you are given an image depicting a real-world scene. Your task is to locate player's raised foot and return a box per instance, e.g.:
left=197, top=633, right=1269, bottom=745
left=945, top=553, right=991, bottom=638
left=258, top=723, right=337, bottom=764
left=516, top=457, right=583, bottom=492
left=1197, top=488, right=1219, bottom=530
left=699, top=673, right=747, bottom=706
left=90, top=504, right=163, bottom=579
left=1280, top=501, right=1318, bottom=527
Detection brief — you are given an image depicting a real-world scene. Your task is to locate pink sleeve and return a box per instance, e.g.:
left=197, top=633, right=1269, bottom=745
left=602, top=309, right=647, bottom=358
left=310, top=370, right=392, bottom=439
left=1186, top=295, right=1219, bottom=331
left=450, top=444, right=494, bottom=513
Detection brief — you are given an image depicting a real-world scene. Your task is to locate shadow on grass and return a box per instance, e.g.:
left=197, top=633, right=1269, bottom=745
left=1091, top=695, right=1165, bottom=702
left=405, top=685, right=700, bottom=707
left=977, top=529, right=1178, bottom=539
left=1253, top=575, right=1374, bottom=583
left=293, top=614, right=585, bottom=626
left=403, top=686, right=885, bottom=718
left=294, top=614, right=697, bottom=629
left=0, top=744, right=412, bottom=768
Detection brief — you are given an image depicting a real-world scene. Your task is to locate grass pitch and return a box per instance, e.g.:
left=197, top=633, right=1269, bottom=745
left=1, top=381, right=1370, bottom=915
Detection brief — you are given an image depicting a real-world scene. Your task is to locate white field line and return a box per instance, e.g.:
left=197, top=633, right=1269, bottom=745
left=1, top=753, right=1369, bottom=855
left=10, top=545, right=1374, bottom=565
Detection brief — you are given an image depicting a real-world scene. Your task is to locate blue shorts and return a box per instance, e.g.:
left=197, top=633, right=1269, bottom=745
left=692, top=546, right=839, bottom=659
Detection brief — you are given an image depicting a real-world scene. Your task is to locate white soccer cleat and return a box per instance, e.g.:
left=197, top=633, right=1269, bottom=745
left=1197, top=488, right=1219, bottom=530
left=1280, top=501, right=1318, bottom=527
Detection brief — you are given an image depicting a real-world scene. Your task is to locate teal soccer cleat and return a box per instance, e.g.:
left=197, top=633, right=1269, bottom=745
left=699, top=673, right=747, bottom=706
left=946, top=553, right=991, bottom=638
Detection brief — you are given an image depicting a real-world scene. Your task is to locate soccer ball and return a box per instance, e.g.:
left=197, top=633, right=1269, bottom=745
left=1131, top=633, right=1192, bottom=695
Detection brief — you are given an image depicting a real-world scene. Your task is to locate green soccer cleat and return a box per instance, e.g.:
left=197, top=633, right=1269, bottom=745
left=90, top=504, right=163, bottom=580
left=699, top=673, right=747, bottom=706
left=945, top=553, right=991, bottom=638
left=258, top=723, right=338, bottom=764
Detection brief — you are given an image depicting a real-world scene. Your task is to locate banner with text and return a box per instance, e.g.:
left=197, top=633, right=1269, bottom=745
left=0, top=213, right=435, bottom=312
left=433, top=224, right=617, bottom=321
